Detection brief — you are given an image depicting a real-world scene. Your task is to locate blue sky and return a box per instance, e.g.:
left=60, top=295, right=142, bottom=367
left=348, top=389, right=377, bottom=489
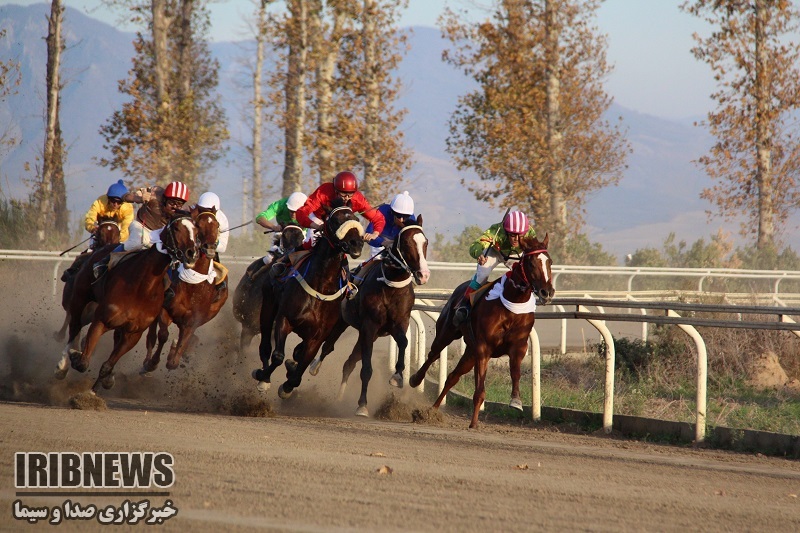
left=4, top=0, right=715, bottom=120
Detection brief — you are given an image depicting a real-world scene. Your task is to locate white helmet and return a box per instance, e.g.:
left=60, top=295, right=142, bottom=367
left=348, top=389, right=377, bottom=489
left=286, top=191, right=308, bottom=211
left=197, top=192, right=221, bottom=210
left=390, top=191, right=414, bottom=216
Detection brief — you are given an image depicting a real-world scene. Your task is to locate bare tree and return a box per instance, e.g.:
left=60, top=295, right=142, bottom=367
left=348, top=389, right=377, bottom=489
left=40, top=0, right=67, bottom=241
left=282, top=0, right=309, bottom=196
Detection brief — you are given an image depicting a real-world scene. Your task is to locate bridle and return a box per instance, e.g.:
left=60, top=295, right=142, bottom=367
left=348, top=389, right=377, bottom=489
left=510, top=248, right=550, bottom=300
left=194, top=210, right=219, bottom=255
left=95, top=220, right=120, bottom=245
left=383, top=225, right=427, bottom=281
left=160, top=215, right=196, bottom=267
left=323, top=205, right=361, bottom=252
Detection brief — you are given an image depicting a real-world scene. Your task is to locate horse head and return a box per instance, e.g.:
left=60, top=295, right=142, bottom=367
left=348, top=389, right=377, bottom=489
left=95, top=216, right=121, bottom=247
left=161, top=213, right=199, bottom=269
left=323, top=198, right=364, bottom=259
left=192, top=206, right=220, bottom=257
left=517, top=233, right=555, bottom=304
left=390, top=215, right=430, bottom=285
left=278, top=223, right=305, bottom=252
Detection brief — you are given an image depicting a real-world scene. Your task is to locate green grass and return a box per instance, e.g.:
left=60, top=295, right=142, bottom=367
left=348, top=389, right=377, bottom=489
left=442, top=356, right=800, bottom=436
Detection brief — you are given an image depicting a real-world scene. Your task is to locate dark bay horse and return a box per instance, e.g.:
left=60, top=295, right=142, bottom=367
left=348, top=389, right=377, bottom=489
left=232, top=224, right=305, bottom=355
left=55, top=217, right=122, bottom=342
left=142, top=208, right=227, bottom=372
left=308, top=218, right=431, bottom=417
left=54, top=214, right=199, bottom=392
left=252, top=201, right=364, bottom=398
left=409, top=234, right=555, bottom=428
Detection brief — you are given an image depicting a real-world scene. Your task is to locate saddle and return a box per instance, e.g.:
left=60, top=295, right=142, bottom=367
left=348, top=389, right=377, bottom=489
left=350, top=258, right=381, bottom=288
left=468, top=280, right=496, bottom=307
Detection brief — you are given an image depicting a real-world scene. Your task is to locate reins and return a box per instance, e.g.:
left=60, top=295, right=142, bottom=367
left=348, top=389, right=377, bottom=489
left=381, top=224, right=426, bottom=287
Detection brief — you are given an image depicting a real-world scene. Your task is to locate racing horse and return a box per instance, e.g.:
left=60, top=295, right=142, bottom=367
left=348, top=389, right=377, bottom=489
left=232, top=224, right=305, bottom=355
left=54, top=217, right=122, bottom=342
left=409, top=234, right=554, bottom=428
left=54, top=213, right=199, bottom=392
left=142, top=207, right=228, bottom=373
left=308, top=217, right=431, bottom=417
left=252, top=199, right=364, bottom=397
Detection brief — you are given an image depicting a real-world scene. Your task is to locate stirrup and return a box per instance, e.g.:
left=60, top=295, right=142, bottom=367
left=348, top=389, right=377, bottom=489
left=452, top=304, right=470, bottom=326
left=92, top=263, right=107, bottom=280
left=346, top=284, right=359, bottom=300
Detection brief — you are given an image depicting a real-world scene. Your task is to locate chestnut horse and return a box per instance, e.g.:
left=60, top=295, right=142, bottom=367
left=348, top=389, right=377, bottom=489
left=409, top=234, right=555, bottom=428
left=308, top=218, right=431, bottom=417
left=142, top=207, right=228, bottom=372
left=232, top=224, right=305, bottom=355
left=55, top=217, right=122, bottom=342
left=252, top=200, right=364, bottom=398
left=54, top=214, right=198, bottom=392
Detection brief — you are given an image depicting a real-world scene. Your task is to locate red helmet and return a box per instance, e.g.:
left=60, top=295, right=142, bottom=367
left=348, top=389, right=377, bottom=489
left=333, top=171, right=358, bottom=193
left=163, top=181, right=190, bottom=202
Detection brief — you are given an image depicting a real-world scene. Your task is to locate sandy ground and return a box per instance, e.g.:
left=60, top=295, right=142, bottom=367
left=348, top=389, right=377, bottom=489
left=2, top=260, right=800, bottom=532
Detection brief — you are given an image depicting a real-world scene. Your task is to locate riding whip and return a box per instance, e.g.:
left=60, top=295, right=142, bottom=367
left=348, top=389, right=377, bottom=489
left=59, top=236, right=92, bottom=256
left=220, top=220, right=253, bottom=233
left=483, top=207, right=511, bottom=258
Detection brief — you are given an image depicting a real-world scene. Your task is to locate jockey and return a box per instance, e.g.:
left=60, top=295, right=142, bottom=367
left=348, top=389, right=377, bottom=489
left=84, top=179, right=135, bottom=247
left=365, top=190, right=417, bottom=258
left=120, top=181, right=190, bottom=251
left=254, top=191, right=309, bottom=267
left=195, top=192, right=229, bottom=258
left=453, top=210, right=537, bottom=325
left=295, top=170, right=385, bottom=241
left=60, top=180, right=135, bottom=282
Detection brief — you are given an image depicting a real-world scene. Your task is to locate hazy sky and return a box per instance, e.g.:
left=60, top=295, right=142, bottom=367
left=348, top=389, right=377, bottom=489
left=4, top=0, right=716, bottom=120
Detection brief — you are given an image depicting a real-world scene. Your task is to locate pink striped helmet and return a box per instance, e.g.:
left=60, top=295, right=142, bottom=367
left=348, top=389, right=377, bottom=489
left=503, top=211, right=529, bottom=235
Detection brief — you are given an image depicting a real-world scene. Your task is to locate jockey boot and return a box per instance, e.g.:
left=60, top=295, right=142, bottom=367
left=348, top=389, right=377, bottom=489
left=269, top=256, right=288, bottom=278
left=453, top=286, right=476, bottom=326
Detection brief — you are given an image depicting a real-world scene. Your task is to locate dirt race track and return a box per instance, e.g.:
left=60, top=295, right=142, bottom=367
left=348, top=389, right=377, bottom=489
left=2, top=261, right=800, bottom=531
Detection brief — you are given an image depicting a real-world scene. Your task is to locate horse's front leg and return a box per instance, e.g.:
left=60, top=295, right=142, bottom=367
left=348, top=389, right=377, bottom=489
left=508, top=344, right=526, bottom=412
left=310, top=316, right=349, bottom=377
left=470, top=352, right=492, bottom=429
left=253, top=294, right=277, bottom=388
left=166, top=322, right=194, bottom=370
left=355, top=325, right=380, bottom=417
left=337, top=343, right=362, bottom=401
left=92, top=330, right=145, bottom=392
left=279, top=336, right=324, bottom=399
left=142, top=310, right=170, bottom=373
left=389, top=322, right=409, bottom=388
left=69, top=319, right=108, bottom=374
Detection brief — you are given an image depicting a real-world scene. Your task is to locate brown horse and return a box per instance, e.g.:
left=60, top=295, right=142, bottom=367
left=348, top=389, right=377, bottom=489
left=409, top=234, right=554, bottom=428
left=232, top=224, right=306, bottom=355
left=142, top=207, right=227, bottom=373
left=252, top=200, right=364, bottom=398
left=54, top=217, right=122, bottom=342
left=308, top=218, right=431, bottom=417
left=54, top=214, right=198, bottom=392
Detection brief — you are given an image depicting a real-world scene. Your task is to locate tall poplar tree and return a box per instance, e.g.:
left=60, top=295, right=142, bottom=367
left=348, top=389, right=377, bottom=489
left=98, top=0, right=228, bottom=192
left=441, top=0, right=628, bottom=242
left=682, top=0, right=800, bottom=249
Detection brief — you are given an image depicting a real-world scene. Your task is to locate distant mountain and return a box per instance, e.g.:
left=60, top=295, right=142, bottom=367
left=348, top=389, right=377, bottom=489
left=1, top=3, right=762, bottom=261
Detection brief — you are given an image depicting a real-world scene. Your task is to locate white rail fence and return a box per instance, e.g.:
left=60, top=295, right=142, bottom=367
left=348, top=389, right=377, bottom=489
left=5, top=249, right=800, bottom=442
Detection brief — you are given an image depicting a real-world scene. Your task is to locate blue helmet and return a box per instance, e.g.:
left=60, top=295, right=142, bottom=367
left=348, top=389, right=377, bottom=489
left=107, top=179, right=128, bottom=199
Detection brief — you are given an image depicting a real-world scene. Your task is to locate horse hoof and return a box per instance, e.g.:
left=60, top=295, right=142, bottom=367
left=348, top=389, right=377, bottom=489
left=54, top=366, right=68, bottom=380
left=409, top=374, right=422, bottom=388
left=252, top=368, right=268, bottom=382
left=389, top=372, right=403, bottom=388
left=337, top=382, right=347, bottom=401
left=278, top=384, right=294, bottom=399
left=52, top=331, right=65, bottom=342
left=355, top=405, right=369, bottom=417
left=139, top=367, right=154, bottom=377
left=69, top=350, right=87, bottom=373
left=309, top=357, right=322, bottom=376
left=509, top=398, right=523, bottom=411
left=256, top=381, right=271, bottom=393
left=101, top=374, right=115, bottom=390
